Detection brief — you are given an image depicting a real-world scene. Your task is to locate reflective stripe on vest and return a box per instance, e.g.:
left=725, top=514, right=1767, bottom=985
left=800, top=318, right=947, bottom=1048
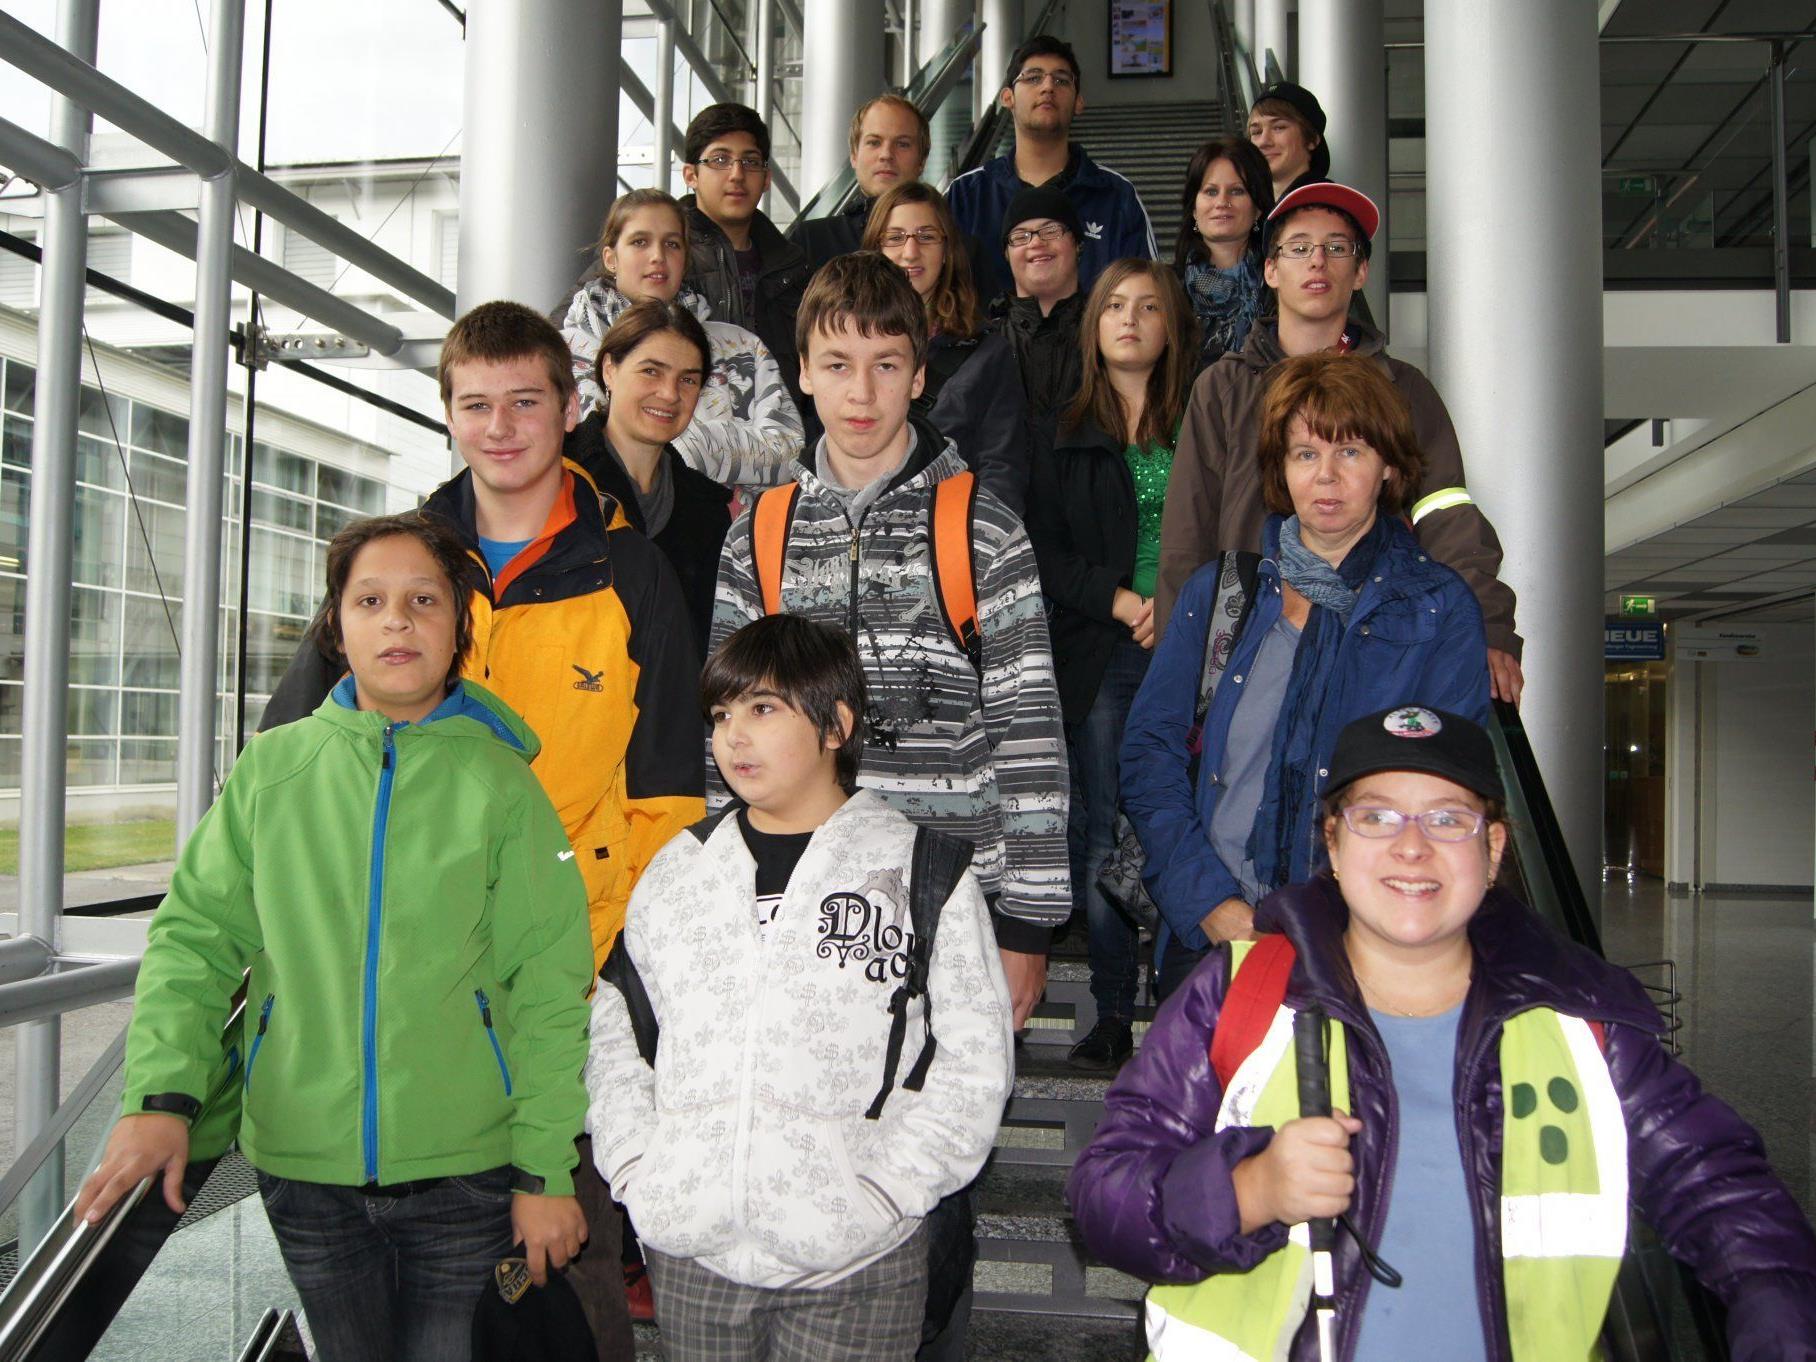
left=1145, top=943, right=1627, bottom=1362
left=1410, top=485, right=1474, bottom=523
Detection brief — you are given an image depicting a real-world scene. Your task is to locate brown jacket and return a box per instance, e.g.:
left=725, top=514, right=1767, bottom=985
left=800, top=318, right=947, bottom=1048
left=1153, top=319, right=1520, bottom=654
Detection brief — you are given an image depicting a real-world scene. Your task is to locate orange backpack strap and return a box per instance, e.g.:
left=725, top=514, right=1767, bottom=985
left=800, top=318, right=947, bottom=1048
left=751, top=482, right=800, bottom=617
left=1209, top=934, right=1298, bottom=1091
left=931, top=471, right=981, bottom=673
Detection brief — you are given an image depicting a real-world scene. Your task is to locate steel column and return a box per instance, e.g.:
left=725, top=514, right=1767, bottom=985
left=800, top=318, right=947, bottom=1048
left=977, top=0, right=1023, bottom=122
left=16, top=0, right=100, bottom=1261
left=174, top=0, right=245, bottom=843
left=756, top=0, right=776, bottom=125
left=654, top=18, right=678, bottom=195
left=458, top=0, right=622, bottom=313
left=1769, top=41, right=1791, bottom=344
left=1299, top=0, right=1388, bottom=331
left=801, top=0, right=887, bottom=198
left=920, top=0, right=974, bottom=184
left=1255, top=0, right=1290, bottom=81
left=918, top=0, right=973, bottom=66
left=903, top=0, right=920, bottom=84
left=1426, top=0, right=1604, bottom=915
left=1231, top=0, right=1257, bottom=73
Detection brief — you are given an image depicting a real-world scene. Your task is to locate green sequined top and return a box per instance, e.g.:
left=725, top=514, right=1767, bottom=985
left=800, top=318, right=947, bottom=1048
left=1124, top=439, right=1174, bottom=598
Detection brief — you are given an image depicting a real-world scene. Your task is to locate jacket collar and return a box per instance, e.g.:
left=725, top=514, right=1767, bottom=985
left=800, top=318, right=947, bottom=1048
left=1238, top=315, right=1388, bottom=372
left=423, top=459, right=621, bottom=589
left=582, top=419, right=730, bottom=533
left=317, top=677, right=539, bottom=760
left=1263, top=875, right=1665, bottom=1035
left=680, top=196, right=806, bottom=275
left=792, top=415, right=962, bottom=505
left=1053, top=416, right=1122, bottom=457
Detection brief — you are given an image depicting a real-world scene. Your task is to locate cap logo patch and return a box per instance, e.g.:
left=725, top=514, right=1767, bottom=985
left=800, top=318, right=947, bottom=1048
left=1383, top=706, right=1442, bottom=738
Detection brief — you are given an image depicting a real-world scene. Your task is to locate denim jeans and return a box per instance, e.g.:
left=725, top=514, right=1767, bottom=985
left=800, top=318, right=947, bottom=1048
left=256, top=1167, right=515, bottom=1362
left=1066, top=638, right=1151, bottom=1022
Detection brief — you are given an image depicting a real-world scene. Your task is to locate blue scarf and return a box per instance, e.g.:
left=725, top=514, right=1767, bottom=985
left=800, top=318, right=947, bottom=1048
left=1182, top=251, right=1264, bottom=366
left=1247, top=512, right=1394, bottom=890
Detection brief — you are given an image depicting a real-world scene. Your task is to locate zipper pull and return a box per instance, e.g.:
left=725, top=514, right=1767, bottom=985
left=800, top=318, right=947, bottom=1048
left=382, top=724, right=396, bottom=769
left=256, top=993, right=274, bottom=1033
left=849, top=528, right=859, bottom=563
left=476, top=988, right=493, bottom=1028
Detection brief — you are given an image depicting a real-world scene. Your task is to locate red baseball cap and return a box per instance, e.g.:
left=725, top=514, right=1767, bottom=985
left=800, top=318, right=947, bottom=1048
left=1266, top=181, right=1381, bottom=242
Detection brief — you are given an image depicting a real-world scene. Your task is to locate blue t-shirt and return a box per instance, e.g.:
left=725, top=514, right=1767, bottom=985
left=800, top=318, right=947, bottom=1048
left=1208, top=615, right=1301, bottom=903
left=478, top=535, right=532, bottom=581
left=1351, top=1003, right=1487, bottom=1362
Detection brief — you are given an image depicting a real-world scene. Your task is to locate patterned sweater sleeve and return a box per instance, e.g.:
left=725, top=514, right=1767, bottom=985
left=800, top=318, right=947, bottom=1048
left=704, top=505, right=763, bottom=813
left=672, top=328, right=804, bottom=489
left=972, top=494, right=1071, bottom=942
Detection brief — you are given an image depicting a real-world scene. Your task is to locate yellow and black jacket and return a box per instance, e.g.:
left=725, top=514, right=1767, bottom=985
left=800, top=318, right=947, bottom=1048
left=262, top=461, right=705, bottom=967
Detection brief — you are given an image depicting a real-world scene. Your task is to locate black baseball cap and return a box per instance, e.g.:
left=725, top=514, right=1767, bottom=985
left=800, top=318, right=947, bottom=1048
left=1319, top=706, right=1504, bottom=802
left=1253, top=81, right=1327, bottom=134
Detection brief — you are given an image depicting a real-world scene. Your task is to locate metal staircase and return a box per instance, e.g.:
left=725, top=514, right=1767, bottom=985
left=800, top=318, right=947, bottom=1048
left=1066, top=101, right=1228, bottom=257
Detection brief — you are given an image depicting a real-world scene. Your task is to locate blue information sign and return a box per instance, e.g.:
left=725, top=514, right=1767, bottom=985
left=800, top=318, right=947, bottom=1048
left=1605, top=620, right=1665, bottom=661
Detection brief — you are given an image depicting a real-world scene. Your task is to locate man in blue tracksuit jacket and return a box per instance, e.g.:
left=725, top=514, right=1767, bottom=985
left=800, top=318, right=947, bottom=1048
left=948, top=34, right=1157, bottom=297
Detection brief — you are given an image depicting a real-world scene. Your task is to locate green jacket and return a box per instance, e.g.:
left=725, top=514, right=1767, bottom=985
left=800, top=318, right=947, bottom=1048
left=121, top=680, right=593, bottom=1195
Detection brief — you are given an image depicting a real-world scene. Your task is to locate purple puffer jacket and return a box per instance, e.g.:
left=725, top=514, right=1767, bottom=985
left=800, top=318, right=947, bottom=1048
left=1067, top=876, right=1816, bottom=1362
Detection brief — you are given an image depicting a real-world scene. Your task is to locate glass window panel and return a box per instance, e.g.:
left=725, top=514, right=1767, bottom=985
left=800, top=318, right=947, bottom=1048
left=129, top=450, right=188, bottom=506
left=314, top=502, right=355, bottom=540
left=70, top=586, right=121, bottom=686
left=317, top=466, right=383, bottom=513
left=118, top=738, right=176, bottom=786
left=253, top=443, right=313, bottom=496
left=0, top=681, right=18, bottom=736
left=245, top=611, right=311, bottom=696
left=2, top=415, right=31, bottom=469
left=123, top=596, right=182, bottom=690
left=0, top=577, right=22, bottom=683
left=125, top=502, right=186, bottom=600
left=66, top=739, right=116, bottom=787
left=2, top=361, right=33, bottom=416
left=0, top=468, right=27, bottom=575
left=120, top=690, right=177, bottom=739
left=251, top=488, right=311, bottom=532
left=73, top=488, right=125, bottom=589
left=78, top=385, right=129, bottom=441
left=0, top=737, right=18, bottom=789
left=130, top=404, right=189, bottom=460
left=241, top=696, right=268, bottom=736
left=76, top=434, right=127, bottom=491
left=249, top=529, right=320, bottom=618
left=68, top=687, right=119, bottom=736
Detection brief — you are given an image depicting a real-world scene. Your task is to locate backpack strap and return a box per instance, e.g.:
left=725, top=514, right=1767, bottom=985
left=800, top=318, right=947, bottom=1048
left=1209, top=933, right=1297, bottom=1091
left=930, top=472, right=982, bottom=675
left=598, top=933, right=660, bottom=1068
left=866, top=826, right=974, bottom=1119
left=752, top=482, right=800, bottom=617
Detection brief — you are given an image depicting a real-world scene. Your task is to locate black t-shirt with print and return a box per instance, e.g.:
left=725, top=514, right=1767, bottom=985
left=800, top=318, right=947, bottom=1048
left=737, top=807, right=812, bottom=932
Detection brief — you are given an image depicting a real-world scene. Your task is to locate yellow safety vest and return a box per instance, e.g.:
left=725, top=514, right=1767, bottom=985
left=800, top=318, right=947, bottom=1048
left=1144, top=940, right=1628, bottom=1362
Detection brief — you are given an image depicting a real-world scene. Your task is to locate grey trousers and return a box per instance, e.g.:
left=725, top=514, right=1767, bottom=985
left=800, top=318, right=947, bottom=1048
left=644, top=1224, right=930, bottom=1362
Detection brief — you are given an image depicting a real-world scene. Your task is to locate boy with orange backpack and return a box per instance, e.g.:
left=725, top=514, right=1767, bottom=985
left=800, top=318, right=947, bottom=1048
left=708, top=250, right=1069, bottom=1030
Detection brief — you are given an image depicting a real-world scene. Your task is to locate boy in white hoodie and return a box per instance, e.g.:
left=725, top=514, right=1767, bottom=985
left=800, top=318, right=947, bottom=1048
left=585, top=615, right=1013, bottom=1361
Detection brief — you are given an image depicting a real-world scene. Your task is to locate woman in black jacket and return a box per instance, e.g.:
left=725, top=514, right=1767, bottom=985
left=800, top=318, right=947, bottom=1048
left=1027, top=259, right=1196, bottom=1071
left=863, top=181, right=1031, bottom=514
left=565, top=299, right=732, bottom=656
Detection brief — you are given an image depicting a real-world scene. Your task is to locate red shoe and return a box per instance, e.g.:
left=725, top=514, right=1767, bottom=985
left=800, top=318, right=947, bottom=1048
left=623, top=1262, right=655, bottom=1322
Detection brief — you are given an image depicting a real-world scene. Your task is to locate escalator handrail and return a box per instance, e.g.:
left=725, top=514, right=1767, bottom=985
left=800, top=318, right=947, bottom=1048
left=1206, top=0, right=1262, bottom=141
left=0, top=1024, right=128, bottom=1230
left=1488, top=699, right=1604, bottom=956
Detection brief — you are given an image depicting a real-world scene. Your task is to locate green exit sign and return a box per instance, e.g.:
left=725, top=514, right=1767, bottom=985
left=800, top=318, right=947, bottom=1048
left=1620, top=594, right=1657, bottom=617
left=1617, top=175, right=1657, bottom=195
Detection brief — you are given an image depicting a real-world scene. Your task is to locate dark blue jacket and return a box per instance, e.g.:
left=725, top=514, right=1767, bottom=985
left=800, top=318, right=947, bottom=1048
left=1120, top=514, right=1488, bottom=957
left=947, top=143, right=1157, bottom=296
left=1068, top=876, right=1816, bottom=1362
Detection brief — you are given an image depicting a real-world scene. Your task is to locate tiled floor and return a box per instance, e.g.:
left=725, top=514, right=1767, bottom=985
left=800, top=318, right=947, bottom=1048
left=1600, top=876, right=1814, bottom=1218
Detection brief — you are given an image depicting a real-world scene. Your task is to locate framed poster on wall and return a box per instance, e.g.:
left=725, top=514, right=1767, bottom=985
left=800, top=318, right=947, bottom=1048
left=1110, top=1, right=1172, bottom=78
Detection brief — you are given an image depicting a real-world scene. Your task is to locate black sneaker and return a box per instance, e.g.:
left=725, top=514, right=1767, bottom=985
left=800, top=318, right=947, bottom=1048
left=1068, top=1016, right=1134, bottom=1070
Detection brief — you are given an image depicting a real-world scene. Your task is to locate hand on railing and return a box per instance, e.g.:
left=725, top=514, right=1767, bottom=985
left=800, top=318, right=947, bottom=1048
left=1487, top=648, right=1524, bottom=705
left=73, top=1114, right=190, bottom=1225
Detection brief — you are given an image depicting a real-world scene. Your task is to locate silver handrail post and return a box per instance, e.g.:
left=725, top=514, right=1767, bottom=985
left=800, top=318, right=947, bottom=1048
left=175, top=0, right=246, bottom=842
left=655, top=17, right=678, bottom=197
left=15, top=0, right=100, bottom=1260
left=1769, top=39, right=1791, bottom=344
left=756, top=0, right=776, bottom=213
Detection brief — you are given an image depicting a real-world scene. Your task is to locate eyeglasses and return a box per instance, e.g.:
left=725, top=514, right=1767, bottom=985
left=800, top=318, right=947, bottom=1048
left=1013, top=68, right=1077, bottom=90
left=1339, top=806, right=1486, bottom=842
left=1273, top=239, right=1359, bottom=260
left=879, top=227, right=945, bottom=248
left=1006, top=222, right=1069, bottom=248
left=695, top=152, right=768, bottom=173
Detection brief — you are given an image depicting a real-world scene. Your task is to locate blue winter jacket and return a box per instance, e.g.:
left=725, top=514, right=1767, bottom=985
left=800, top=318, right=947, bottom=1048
left=1120, top=514, right=1489, bottom=959
left=947, top=143, right=1158, bottom=297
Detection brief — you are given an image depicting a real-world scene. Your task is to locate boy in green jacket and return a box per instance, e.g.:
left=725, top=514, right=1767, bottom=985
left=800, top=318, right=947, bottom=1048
left=78, top=512, right=595, bottom=1362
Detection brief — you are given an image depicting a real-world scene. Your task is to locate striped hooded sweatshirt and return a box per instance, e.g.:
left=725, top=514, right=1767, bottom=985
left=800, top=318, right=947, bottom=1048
left=707, top=422, right=1071, bottom=948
